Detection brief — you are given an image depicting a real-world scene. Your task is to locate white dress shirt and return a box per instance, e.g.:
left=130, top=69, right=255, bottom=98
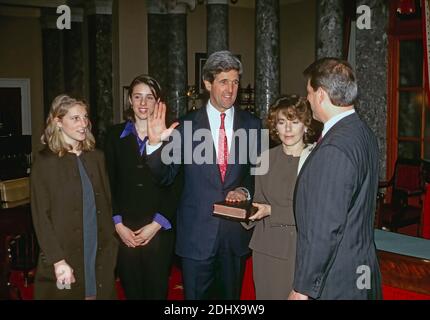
left=206, top=101, right=235, bottom=157
left=322, top=109, right=355, bottom=138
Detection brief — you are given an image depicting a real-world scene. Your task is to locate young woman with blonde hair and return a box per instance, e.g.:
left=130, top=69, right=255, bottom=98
left=31, top=94, right=118, bottom=299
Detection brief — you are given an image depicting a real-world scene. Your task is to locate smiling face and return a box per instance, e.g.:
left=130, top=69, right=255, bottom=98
left=56, top=104, right=89, bottom=148
left=203, top=70, right=239, bottom=112
left=130, top=83, right=157, bottom=121
left=276, top=110, right=306, bottom=148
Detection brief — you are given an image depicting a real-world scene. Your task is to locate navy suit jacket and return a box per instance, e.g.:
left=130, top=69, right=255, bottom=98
left=293, top=113, right=382, bottom=299
left=147, top=106, right=262, bottom=260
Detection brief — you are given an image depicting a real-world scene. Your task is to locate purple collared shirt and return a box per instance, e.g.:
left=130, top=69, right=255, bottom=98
left=120, top=120, right=148, bottom=156
left=113, top=213, right=171, bottom=230
left=112, top=121, right=171, bottom=230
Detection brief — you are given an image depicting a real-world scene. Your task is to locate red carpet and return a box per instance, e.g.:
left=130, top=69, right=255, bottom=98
left=9, top=263, right=185, bottom=300
left=9, top=260, right=254, bottom=300
left=9, top=249, right=430, bottom=300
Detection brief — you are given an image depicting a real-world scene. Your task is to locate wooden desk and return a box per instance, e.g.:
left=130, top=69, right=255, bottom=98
left=0, top=205, right=33, bottom=299
left=375, top=229, right=430, bottom=297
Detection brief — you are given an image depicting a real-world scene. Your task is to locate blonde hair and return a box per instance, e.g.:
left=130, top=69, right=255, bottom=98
left=41, top=94, right=95, bottom=156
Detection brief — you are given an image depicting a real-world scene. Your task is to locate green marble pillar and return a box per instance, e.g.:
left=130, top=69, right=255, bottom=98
left=86, top=0, right=113, bottom=147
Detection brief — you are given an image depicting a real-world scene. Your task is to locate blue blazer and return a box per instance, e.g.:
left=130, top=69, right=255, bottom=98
left=147, top=106, right=262, bottom=260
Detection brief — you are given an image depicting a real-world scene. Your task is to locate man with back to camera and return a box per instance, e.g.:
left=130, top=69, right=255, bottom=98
left=289, top=58, right=382, bottom=300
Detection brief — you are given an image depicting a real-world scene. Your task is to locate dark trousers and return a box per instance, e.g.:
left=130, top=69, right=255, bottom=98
left=181, top=252, right=247, bottom=300
left=117, top=233, right=173, bottom=300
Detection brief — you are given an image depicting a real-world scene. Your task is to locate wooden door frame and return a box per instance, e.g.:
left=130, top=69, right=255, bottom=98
left=0, top=78, right=31, bottom=135
left=387, top=1, right=423, bottom=180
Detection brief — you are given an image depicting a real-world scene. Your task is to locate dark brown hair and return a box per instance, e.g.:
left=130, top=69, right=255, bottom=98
left=123, top=74, right=163, bottom=121
left=267, top=95, right=315, bottom=144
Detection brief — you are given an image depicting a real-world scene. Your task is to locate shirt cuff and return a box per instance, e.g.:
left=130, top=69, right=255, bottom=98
left=237, top=187, right=251, bottom=201
left=112, top=215, right=122, bottom=225
left=153, top=213, right=172, bottom=230
left=146, top=141, right=163, bottom=155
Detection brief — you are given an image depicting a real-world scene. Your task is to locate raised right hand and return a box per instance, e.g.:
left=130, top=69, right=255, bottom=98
left=147, top=101, right=179, bottom=145
left=115, top=223, right=139, bottom=248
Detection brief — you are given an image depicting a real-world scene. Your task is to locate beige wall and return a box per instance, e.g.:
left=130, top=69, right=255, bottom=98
left=280, top=0, right=316, bottom=96
left=116, top=0, right=148, bottom=121
left=230, top=6, right=255, bottom=88
left=0, top=11, right=44, bottom=152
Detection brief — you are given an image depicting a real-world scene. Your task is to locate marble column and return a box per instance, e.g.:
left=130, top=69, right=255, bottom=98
left=355, top=0, right=388, bottom=178
left=255, top=0, right=280, bottom=120
left=207, top=0, right=229, bottom=56
left=148, top=1, right=194, bottom=118
left=41, top=9, right=65, bottom=117
left=86, top=0, right=113, bottom=147
left=63, top=8, right=85, bottom=99
left=166, top=11, right=188, bottom=118
left=316, top=0, right=344, bottom=59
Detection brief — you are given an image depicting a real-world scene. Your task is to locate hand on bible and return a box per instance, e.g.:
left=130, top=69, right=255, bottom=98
left=147, top=101, right=179, bottom=145
left=225, top=189, right=247, bottom=202
left=249, top=202, right=271, bottom=221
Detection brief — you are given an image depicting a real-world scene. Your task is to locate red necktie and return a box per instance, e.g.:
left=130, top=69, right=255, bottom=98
left=218, top=113, right=228, bottom=183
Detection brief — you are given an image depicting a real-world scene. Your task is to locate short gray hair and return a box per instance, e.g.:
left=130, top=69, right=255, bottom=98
left=202, top=50, right=242, bottom=83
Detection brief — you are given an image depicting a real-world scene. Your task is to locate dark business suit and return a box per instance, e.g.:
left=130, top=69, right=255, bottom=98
left=293, top=112, right=382, bottom=299
left=147, top=106, right=261, bottom=299
left=104, top=123, right=178, bottom=299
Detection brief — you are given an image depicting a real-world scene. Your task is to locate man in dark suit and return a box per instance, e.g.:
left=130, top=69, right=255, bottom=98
left=289, top=58, right=382, bottom=300
left=145, top=51, right=262, bottom=299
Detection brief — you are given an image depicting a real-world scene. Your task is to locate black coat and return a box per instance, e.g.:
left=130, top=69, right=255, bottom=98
left=104, top=122, right=179, bottom=249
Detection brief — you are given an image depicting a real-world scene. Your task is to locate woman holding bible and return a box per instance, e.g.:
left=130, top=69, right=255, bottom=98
left=245, top=95, right=316, bottom=299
